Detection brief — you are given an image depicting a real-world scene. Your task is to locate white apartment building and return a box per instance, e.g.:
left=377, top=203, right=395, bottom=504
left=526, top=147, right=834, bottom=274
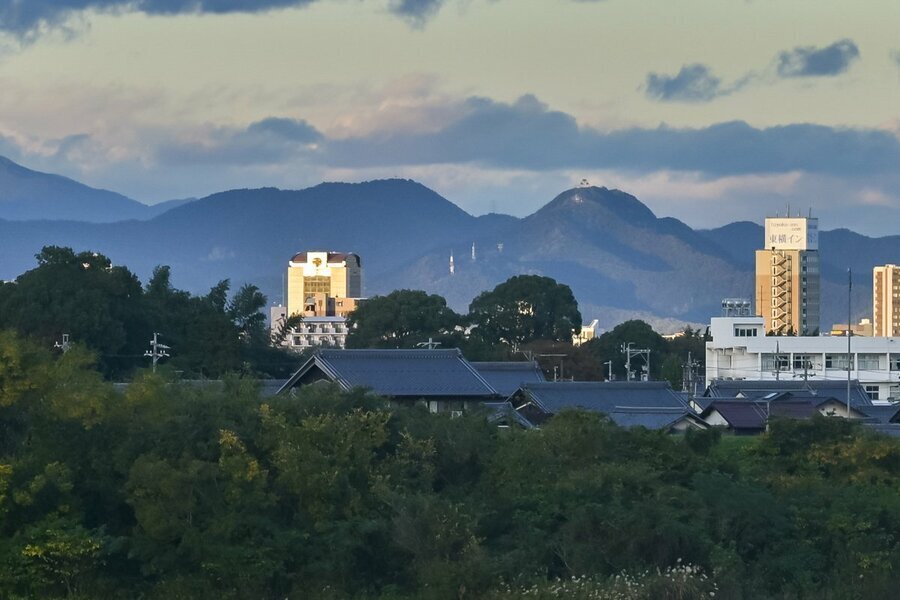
left=706, top=316, right=900, bottom=403
left=287, top=316, right=350, bottom=349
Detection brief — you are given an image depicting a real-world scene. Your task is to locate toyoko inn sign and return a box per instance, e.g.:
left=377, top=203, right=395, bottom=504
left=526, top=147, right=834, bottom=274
left=764, top=217, right=818, bottom=250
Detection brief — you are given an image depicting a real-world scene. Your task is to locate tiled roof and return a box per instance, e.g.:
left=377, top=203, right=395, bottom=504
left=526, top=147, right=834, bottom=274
left=857, top=404, right=900, bottom=424
left=470, top=361, right=546, bottom=396
left=607, top=407, right=701, bottom=430
left=702, top=400, right=820, bottom=430
left=278, top=349, right=499, bottom=398
left=515, top=381, right=689, bottom=415
left=705, top=379, right=873, bottom=406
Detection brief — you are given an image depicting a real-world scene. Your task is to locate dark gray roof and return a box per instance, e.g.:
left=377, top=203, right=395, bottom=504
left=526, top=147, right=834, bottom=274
left=278, top=349, right=500, bottom=398
left=470, top=361, right=546, bottom=396
left=857, top=404, right=900, bottom=424
left=701, top=400, right=820, bottom=430
left=514, top=381, right=689, bottom=415
left=607, top=407, right=704, bottom=430
left=705, top=379, right=873, bottom=406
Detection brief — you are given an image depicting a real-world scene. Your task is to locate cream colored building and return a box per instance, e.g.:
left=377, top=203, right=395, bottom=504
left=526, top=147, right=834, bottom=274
left=286, top=251, right=362, bottom=318
left=755, top=216, right=820, bottom=335
left=873, top=264, right=900, bottom=337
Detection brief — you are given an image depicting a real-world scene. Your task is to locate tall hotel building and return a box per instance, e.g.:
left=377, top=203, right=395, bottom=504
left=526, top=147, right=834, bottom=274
left=873, top=264, right=900, bottom=337
left=286, top=251, right=362, bottom=318
left=754, top=216, right=820, bottom=335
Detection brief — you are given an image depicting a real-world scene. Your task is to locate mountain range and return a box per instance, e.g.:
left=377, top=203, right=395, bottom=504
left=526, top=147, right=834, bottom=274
left=1, top=155, right=897, bottom=331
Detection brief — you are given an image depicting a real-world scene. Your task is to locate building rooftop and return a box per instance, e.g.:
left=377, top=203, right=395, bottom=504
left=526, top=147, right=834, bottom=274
left=277, top=348, right=500, bottom=398
left=470, top=361, right=546, bottom=397
left=513, top=381, right=689, bottom=415
left=705, top=379, right=873, bottom=406
left=702, top=400, right=821, bottom=430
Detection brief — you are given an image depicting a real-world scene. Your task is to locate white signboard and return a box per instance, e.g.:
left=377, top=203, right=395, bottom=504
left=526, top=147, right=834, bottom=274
left=764, top=217, right=818, bottom=250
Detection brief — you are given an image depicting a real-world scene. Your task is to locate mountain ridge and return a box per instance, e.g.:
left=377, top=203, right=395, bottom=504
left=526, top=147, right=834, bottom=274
left=1, top=161, right=897, bottom=330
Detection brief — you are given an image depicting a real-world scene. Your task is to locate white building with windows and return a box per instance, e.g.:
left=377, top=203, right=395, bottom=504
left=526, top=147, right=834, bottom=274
left=286, top=316, right=350, bottom=349
left=706, top=316, right=900, bottom=403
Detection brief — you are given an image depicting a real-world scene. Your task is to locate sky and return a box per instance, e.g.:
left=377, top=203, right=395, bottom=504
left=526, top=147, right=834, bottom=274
left=0, top=0, right=898, bottom=234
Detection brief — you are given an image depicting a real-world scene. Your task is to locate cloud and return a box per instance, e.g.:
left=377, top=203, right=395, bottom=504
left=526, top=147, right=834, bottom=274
left=645, top=64, right=725, bottom=103
left=246, top=117, right=322, bottom=143
left=776, top=39, right=860, bottom=78
left=389, top=0, right=444, bottom=27
left=0, top=0, right=455, bottom=38
left=155, top=117, right=322, bottom=166
left=324, top=95, right=900, bottom=177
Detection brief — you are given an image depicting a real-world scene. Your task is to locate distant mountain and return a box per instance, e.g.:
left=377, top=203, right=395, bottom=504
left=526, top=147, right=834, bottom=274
left=1, top=174, right=898, bottom=331
left=0, top=155, right=189, bottom=222
left=378, top=187, right=750, bottom=329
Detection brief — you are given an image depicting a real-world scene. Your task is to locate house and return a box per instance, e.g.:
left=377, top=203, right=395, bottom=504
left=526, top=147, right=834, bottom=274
left=508, top=381, right=705, bottom=432
left=470, top=361, right=546, bottom=397
left=703, top=379, right=874, bottom=408
left=699, top=400, right=823, bottom=434
left=277, top=348, right=501, bottom=412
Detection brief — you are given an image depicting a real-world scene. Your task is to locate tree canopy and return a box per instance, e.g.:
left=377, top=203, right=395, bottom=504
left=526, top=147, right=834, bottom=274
left=346, top=289, right=462, bottom=349
left=0, top=247, right=294, bottom=379
left=468, top=275, right=582, bottom=347
left=1, top=331, right=899, bottom=599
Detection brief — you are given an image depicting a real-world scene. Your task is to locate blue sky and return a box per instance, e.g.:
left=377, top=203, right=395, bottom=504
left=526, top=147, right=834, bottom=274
left=0, top=0, right=898, bottom=233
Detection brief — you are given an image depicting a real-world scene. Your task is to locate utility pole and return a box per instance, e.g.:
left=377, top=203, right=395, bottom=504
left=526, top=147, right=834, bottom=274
left=621, top=342, right=651, bottom=381
left=682, top=351, right=700, bottom=395
left=847, top=268, right=852, bottom=416
left=537, top=354, right=567, bottom=381
left=144, top=332, right=171, bottom=373
left=53, top=333, right=71, bottom=353
left=775, top=340, right=780, bottom=381
left=603, top=360, right=613, bottom=381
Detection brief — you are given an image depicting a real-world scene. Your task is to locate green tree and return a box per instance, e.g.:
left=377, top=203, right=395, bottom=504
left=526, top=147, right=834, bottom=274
left=0, top=247, right=148, bottom=378
left=468, top=275, right=582, bottom=348
left=585, top=320, right=668, bottom=380
left=346, top=290, right=461, bottom=349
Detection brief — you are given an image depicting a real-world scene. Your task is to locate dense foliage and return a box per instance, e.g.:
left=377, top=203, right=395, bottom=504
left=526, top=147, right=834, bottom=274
left=346, top=290, right=462, bottom=349
left=0, top=247, right=296, bottom=379
left=1, top=332, right=898, bottom=599
left=468, top=275, right=582, bottom=347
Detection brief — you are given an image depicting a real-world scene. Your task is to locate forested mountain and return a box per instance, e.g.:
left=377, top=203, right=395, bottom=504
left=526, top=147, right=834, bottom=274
left=1, top=170, right=898, bottom=329
left=0, top=155, right=189, bottom=222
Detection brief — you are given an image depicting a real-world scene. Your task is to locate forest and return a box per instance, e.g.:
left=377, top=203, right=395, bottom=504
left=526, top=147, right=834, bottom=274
left=2, top=331, right=899, bottom=599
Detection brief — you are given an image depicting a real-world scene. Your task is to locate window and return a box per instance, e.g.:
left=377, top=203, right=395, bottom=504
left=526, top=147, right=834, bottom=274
left=857, top=354, right=881, bottom=370
left=303, top=276, right=331, bottom=294
left=864, top=385, right=880, bottom=401
left=825, top=354, right=854, bottom=370
left=890, top=354, right=900, bottom=371
left=734, top=327, right=758, bottom=337
left=762, top=354, right=790, bottom=371
left=793, top=354, right=815, bottom=370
